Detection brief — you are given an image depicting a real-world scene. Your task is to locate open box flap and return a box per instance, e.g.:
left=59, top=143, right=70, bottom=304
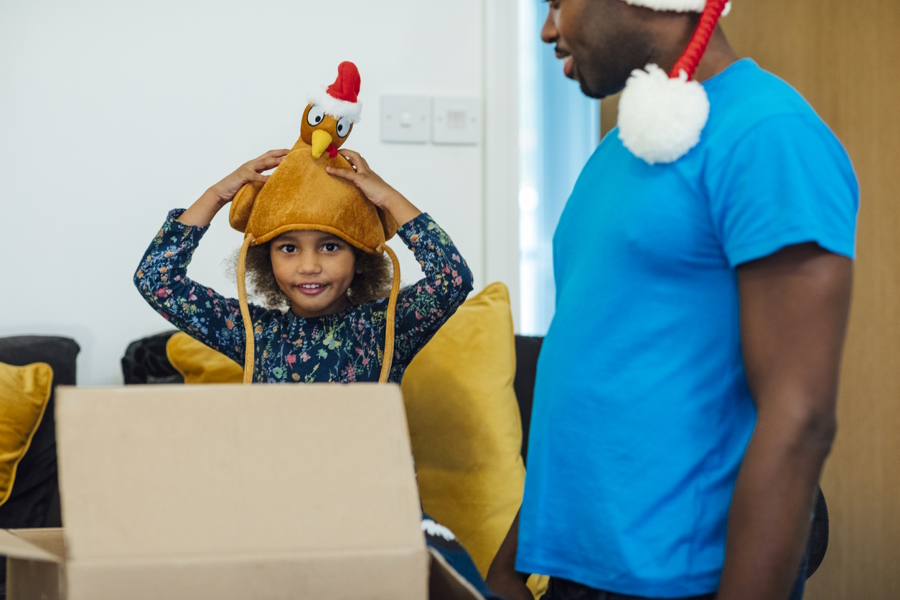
left=428, top=548, right=486, bottom=600
left=0, top=529, right=62, bottom=563
left=55, top=384, right=424, bottom=563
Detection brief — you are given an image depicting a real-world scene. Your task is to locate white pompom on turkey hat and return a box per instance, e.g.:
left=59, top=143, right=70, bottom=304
left=617, top=0, right=732, bottom=164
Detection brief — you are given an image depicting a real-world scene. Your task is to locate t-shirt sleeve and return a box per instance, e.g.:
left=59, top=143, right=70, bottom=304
left=705, top=113, right=859, bottom=267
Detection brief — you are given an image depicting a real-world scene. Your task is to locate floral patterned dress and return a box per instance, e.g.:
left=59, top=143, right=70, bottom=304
left=135, top=210, right=473, bottom=383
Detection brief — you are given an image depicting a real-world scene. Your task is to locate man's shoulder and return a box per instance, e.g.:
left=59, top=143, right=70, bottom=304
left=703, top=59, right=829, bottom=145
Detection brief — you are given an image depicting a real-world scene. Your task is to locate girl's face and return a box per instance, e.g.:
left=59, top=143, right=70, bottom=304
left=269, top=230, right=359, bottom=318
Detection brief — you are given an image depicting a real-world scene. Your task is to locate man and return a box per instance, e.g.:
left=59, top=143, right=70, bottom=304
left=487, top=1, right=858, bottom=599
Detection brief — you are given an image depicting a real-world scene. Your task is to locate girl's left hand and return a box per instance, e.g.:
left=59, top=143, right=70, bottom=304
left=326, top=150, right=422, bottom=226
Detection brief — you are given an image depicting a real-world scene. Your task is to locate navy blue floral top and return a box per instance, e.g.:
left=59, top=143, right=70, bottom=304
left=135, top=210, right=473, bottom=383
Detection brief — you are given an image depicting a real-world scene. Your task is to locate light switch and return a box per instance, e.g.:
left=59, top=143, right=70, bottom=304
left=432, top=97, right=482, bottom=145
left=381, top=95, right=430, bottom=143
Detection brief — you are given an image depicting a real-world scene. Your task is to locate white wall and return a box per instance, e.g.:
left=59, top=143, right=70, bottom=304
left=0, top=0, right=513, bottom=385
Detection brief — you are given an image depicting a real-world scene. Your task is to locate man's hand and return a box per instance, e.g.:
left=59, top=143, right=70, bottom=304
left=718, top=242, right=852, bottom=600
left=486, top=511, right=534, bottom=600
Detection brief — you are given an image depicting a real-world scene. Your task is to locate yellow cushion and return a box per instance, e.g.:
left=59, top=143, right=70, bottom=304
left=528, top=574, right=550, bottom=599
left=166, top=333, right=244, bottom=384
left=402, top=282, right=526, bottom=577
left=0, top=361, right=53, bottom=507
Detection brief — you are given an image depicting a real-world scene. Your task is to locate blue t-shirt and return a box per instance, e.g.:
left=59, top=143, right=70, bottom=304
left=516, top=59, right=858, bottom=597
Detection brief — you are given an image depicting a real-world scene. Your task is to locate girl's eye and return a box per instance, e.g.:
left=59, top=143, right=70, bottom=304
left=280, top=244, right=296, bottom=253
left=323, top=243, right=339, bottom=252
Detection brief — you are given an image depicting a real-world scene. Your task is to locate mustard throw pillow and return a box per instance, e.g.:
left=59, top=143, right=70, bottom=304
left=402, top=282, right=526, bottom=577
left=166, top=333, right=244, bottom=384
left=0, top=361, right=53, bottom=506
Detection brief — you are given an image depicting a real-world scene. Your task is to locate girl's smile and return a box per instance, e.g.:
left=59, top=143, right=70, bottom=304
left=295, top=282, right=328, bottom=296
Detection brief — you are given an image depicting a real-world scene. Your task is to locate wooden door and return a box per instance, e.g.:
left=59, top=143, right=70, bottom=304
left=600, top=2, right=900, bottom=597
left=723, top=3, right=900, bottom=598
left=723, top=0, right=900, bottom=600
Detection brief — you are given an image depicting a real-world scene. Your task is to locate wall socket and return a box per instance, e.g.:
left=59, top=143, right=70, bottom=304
left=380, top=95, right=431, bottom=144
left=432, top=96, right=481, bottom=145
left=380, top=95, right=481, bottom=146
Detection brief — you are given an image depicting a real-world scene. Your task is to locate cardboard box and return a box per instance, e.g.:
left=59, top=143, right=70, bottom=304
left=1, top=384, right=484, bottom=600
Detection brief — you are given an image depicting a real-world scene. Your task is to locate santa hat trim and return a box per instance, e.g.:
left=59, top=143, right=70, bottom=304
left=308, top=86, right=363, bottom=123
left=623, top=0, right=730, bottom=14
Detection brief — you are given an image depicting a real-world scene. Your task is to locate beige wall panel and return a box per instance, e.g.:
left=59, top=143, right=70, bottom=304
left=721, top=2, right=900, bottom=598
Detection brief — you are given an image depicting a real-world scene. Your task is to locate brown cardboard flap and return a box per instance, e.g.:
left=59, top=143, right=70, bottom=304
left=66, top=547, right=429, bottom=600
left=428, top=548, right=486, bottom=600
left=7, top=558, right=65, bottom=600
left=10, top=528, right=66, bottom=560
left=55, top=384, right=423, bottom=562
left=0, top=529, right=62, bottom=563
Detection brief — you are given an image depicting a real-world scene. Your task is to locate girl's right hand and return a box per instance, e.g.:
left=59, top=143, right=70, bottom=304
left=208, top=149, right=290, bottom=205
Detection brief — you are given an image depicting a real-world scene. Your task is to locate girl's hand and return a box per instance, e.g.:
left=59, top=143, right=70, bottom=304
left=178, top=149, right=289, bottom=227
left=208, top=149, right=290, bottom=205
left=326, top=150, right=422, bottom=226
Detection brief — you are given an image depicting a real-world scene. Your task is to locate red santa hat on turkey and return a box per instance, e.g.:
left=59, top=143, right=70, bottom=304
left=617, top=0, right=731, bottom=164
left=308, top=61, right=363, bottom=123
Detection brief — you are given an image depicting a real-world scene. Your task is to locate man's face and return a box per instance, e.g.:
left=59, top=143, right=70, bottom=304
left=542, top=0, right=654, bottom=99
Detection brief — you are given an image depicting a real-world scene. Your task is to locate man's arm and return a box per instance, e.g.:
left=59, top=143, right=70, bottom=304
left=717, top=242, right=852, bottom=600
left=486, top=510, right=533, bottom=600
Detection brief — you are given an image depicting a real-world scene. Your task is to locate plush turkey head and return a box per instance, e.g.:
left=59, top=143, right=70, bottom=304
left=300, top=104, right=353, bottom=159
left=300, top=61, right=362, bottom=159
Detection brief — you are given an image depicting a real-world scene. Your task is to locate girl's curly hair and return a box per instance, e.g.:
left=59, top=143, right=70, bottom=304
left=237, top=242, right=393, bottom=311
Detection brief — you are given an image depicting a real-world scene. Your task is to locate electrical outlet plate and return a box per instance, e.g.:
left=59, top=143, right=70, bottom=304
left=381, top=95, right=430, bottom=144
left=432, top=96, right=482, bottom=145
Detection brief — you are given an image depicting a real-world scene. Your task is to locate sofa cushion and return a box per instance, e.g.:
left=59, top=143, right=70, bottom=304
left=121, top=330, right=183, bottom=384
left=0, top=336, right=79, bottom=530
left=402, top=282, right=526, bottom=578
left=0, top=362, right=53, bottom=506
left=166, top=333, right=243, bottom=384
left=512, top=336, right=543, bottom=467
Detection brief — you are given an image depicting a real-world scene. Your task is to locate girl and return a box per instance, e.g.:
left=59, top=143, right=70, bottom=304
left=135, top=148, right=474, bottom=383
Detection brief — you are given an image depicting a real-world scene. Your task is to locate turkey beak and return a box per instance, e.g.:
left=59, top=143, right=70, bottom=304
left=311, top=129, right=334, bottom=159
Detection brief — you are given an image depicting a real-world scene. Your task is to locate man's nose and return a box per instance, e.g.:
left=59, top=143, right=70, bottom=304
left=540, top=7, right=558, bottom=44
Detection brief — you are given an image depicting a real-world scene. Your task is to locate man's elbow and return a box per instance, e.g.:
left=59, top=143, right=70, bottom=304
left=802, top=410, right=837, bottom=459
left=772, top=400, right=838, bottom=460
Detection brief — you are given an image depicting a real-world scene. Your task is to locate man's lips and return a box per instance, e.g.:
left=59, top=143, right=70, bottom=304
left=556, top=51, right=574, bottom=77
left=295, top=283, right=328, bottom=296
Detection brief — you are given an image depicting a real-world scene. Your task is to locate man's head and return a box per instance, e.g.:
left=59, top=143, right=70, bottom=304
left=541, top=0, right=701, bottom=99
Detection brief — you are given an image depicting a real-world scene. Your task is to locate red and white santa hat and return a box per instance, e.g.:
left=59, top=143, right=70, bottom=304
left=617, top=0, right=731, bottom=164
left=308, top=61, right=363, bottom=123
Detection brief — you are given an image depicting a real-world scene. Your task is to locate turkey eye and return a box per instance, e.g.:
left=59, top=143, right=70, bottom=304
left=306, top=105, right=326, bottom=126
left=335, top=117, right=352, bottom=138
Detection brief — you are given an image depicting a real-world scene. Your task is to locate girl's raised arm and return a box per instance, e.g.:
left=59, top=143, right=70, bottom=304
left=134, top=150, right=288, bottom=364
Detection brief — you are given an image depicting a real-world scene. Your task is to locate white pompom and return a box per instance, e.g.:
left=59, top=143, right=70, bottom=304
left=617, top=64, right=710, bottom=165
